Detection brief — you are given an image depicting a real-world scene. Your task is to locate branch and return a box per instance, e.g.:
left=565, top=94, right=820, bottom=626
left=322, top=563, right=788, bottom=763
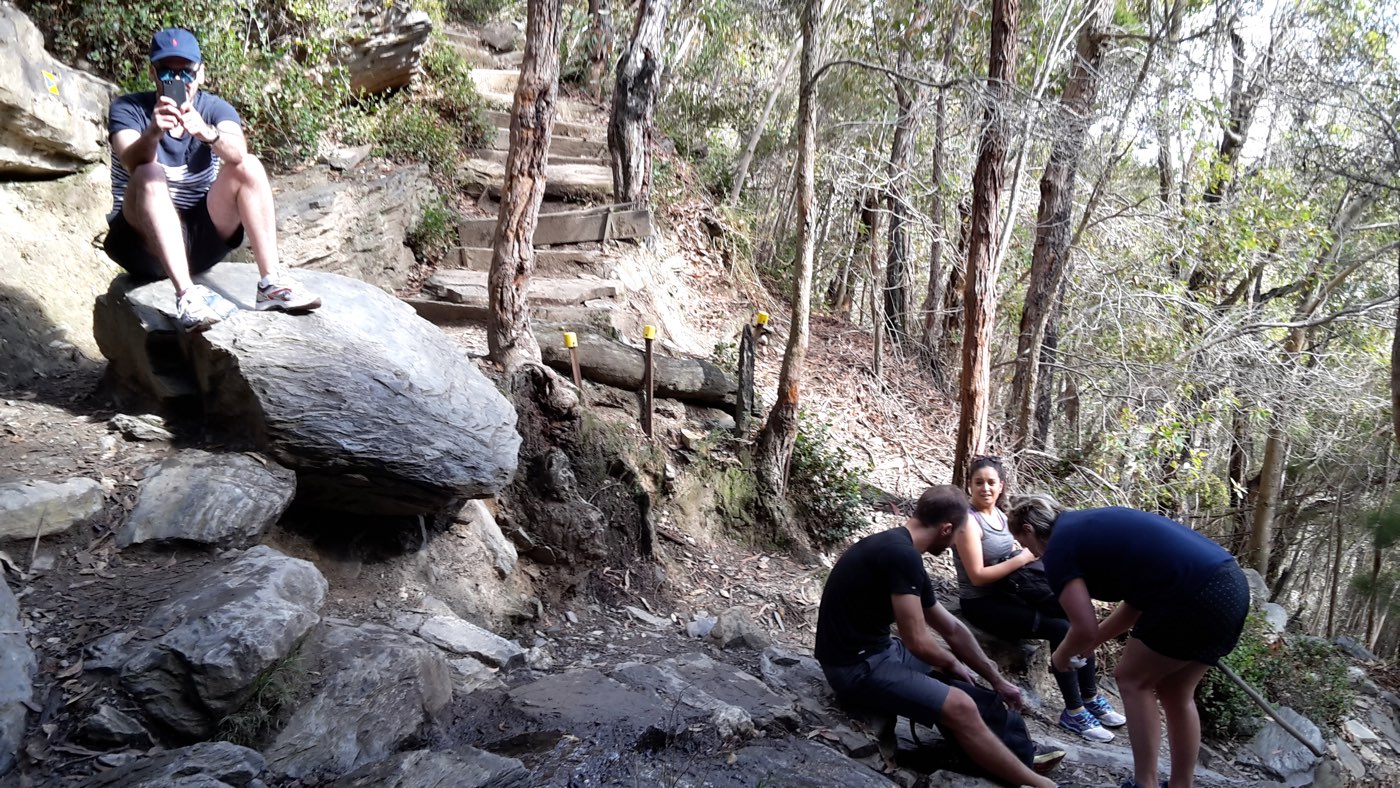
left=1184, top=294, right=1399, bottom=358
left=809, top=59, right=969, bottom=92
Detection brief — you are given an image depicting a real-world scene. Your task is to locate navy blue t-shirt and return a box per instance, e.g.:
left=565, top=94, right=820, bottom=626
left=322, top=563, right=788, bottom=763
left=107, top=91, right=240, bottom=218
left=1041, top=507, right=1233, bottom=611
left=815, top=527, right=938, bottom=667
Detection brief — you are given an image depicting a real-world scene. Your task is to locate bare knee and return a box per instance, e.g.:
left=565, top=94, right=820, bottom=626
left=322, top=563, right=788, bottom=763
left=227, top=153, right=268, bottom=184
left=1115, top=663, right=1152, bottom=694
left=936, top=688, right=983, bottom=733
left=127, top=163, right=169, bottom=194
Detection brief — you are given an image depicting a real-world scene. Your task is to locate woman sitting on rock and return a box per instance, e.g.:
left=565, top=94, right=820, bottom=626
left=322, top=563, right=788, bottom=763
left=952, top=456, right=1125, bottom=743
left=1007, top=493, right=1250, bottom=788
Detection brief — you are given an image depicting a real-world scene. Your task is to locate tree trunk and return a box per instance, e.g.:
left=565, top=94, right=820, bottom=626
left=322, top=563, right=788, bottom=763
left=1393, top=244, right=1400, bottom=445
left=608, top=0, right=671, bottom=207
left=753, top=0, right=818, bottom=550
left=1008, top=0, right=1109, bottom=449
left=488, top=0, right=561, bottom=372
left=1153, top=0, right=1185, bottom=207
left=952, top=0, right=1020, bottom=488
left=729, top=39, right=800, bottom=205
left=919, top=16, right=963, bottom=378
left=1249, top=410, right=1287, bottom=576
left=942, top=199, right=971, bottom=351
left=586, top=0, right=614, bottom=100
left=883, top=19, right=929, bottom=346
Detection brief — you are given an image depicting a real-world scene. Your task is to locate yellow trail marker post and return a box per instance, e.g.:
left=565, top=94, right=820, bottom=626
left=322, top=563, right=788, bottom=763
left=564, top=332, right=584, bottom=404
left=642, top=325, right=657, bottom=437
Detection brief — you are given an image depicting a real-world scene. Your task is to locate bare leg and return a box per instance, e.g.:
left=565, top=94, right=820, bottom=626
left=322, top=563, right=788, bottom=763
left=206, top=153, right=279, bottom=277
left=1115, top=638, right=1193, bottom=788
left=1158, top=661, right=1211, bottom=788
left=938, top=689, right=1055, bottom=788
left=122, top=163, right=194, bottom=293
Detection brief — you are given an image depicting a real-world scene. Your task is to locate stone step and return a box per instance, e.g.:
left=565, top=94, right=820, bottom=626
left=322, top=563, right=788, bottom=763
left=404, top=297, right=618, bottom=331
left=455, top=246, right=611, bottom=277
left=459, top=158, right=613, bottom=203
left=477, top=148, right=602, bottom=168
left=456, top=203, right=653, bottom=247
left=486, top=128, right=606, bottom=160
left=483, top=110, right=603, bottom=143
left=445, top=30, right=523, bottom=69
left=425, top=269, right=622, bottom=308
left=471, top=70, right=596, bottom=123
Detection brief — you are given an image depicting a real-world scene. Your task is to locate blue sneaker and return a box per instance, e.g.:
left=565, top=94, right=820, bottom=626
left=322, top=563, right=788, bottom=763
left=1085, top=693, right=1128, bottom=727
left=1060, top=707, right=1114, bottom=742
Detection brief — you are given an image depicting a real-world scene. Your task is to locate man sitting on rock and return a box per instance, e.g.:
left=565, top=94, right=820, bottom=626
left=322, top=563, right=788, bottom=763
left=104, top=27, right=320, bottom=332
left=815, top=485, right=1064, bottom=787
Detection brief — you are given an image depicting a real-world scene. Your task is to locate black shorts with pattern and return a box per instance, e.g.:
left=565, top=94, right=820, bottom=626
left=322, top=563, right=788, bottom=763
left=1132, top=560, right=1249, bottom=665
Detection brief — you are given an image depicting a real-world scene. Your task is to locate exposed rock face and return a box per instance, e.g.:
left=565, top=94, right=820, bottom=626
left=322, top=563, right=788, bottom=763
left=1245, top=706, right=1324, bottom=781
left=266, top=622, right=452, bottom=781
left=416, top=614, right=525, bottom=669
left=0, top=4, right=117, bottom=176
left=334, top=0, right=433, bottom=95
left=120, top=547, right=327, bottom=739
left=328, top=747, right=529, bottom=788
left=74, top=704, right=151, bottom=748
left=93, top=264, right=521, bottom=515
left=0, top=578, right=35, bottom=775
left=611, top=652, right=800, bottom=731
left=0, top=478, right=104, bottom=541
left=76, top=741, right=265, bottom=787
left=237, top=164, right=433, bottom=292
left=118, top=450, right=296, bottom=548
left=454, top=500, right=517, bottom=578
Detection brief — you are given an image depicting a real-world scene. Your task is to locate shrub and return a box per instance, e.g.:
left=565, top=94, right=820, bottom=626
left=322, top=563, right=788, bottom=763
left=407, top=196, right=456, bottom=265
left=788, top=413, right=870, bottom=546
left=444, top=0, right=512, bottom=24
left=1196, top=613, right=1355, bottom=741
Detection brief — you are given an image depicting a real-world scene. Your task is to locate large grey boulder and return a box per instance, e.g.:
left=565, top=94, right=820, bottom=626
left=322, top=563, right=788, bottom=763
left=329, top=747, right=529, bottom=788
left=120, top=546, right=327, bottom=739
left=234, top=164, right=433, bottom=292
left=1244, top=706, right=1324, bottom=782
left=0, top=4, right=117, bottom=176
left=265, top=622, right=452, bottom=781
left=118, top=450, right=296, bottom=548
left=611, top=652, right=800, bottom=731
left=0, top=578, right=35, bottom=775
left=334, top=0, right=432, bottom=95
left=0, top=478, right=104, bottom=541
left=93, top=264, right=521, bottom=515
left=76, top=741, right=265, bottom=787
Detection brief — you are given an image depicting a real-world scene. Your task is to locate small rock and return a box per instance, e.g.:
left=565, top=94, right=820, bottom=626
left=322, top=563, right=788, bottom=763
left=709, top=607, right=770, bottom=650
left=324, top=143, right=372, bottom=171
left=417, top=615, right=525, bottom=669
left=624, top=605, right=671, bottom=629
left=1334, top=636, right=1379, bottom=662
left=1331, top=737, right=1366, bottom=779
left=564, top=611, right=578, bottom=625
left=75, top=704, right=150, bottom=748
left=686, top=617, right=716, bottom=639
left=479, top=21, right=520, bottom=52
left=710, top=704, right=754, bottom=739
left=448, top=656, right=504, bottom=694
left=0, top=478, right=104, bottom=541
left=1261, top=602, right=1288, bottom=642
left=1344, top=718, right=1380, bottom=744
left=84, top=631, right=134, bottom=672
left=109, top=413, right=173, bottom=442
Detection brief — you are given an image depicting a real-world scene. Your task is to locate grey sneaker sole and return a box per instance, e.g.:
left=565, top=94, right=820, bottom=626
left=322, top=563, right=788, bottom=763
left=256, top=296, right=322, bottom=313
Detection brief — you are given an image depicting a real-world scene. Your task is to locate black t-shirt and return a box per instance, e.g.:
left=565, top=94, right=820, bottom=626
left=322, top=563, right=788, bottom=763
left=814, top=527, right=938, bottom=667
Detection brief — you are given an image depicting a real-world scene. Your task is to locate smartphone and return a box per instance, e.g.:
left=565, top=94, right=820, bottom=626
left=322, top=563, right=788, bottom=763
left=160, top=78, right=187, bottom=106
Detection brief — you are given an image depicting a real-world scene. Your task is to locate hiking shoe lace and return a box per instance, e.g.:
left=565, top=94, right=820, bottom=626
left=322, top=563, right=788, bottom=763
left=1085, top=693, right=1128, bottom=727
left=256, top=277, right=322, bottom=312
left=1060, top=707, right=1115, bottom=742
left=175, top=285, right=236, bottom=332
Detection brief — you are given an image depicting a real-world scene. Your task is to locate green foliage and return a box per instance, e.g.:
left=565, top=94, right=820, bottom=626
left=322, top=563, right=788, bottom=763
left=710, top=341, right=739, bottom=375
left=789, top=413, right=871, bottom=546
left=21, top=0, right=351, bottom=163
left=1197, top=614, right=1356, bottom=741
left=407, top=196, right=455, bottom=265
left=216, top=650, right=304, bottom=748
left=443, top=0, right=512, bottom=24
left=420, top=37, right=490, bottom=149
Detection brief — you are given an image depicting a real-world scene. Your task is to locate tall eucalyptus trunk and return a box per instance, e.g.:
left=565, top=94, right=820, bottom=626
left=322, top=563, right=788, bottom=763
left=609, top=0, right=671, bottom=207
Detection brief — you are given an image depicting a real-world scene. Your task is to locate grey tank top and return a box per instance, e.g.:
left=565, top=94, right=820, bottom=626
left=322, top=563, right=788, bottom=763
left=954, top=509, right=1021, bottom=599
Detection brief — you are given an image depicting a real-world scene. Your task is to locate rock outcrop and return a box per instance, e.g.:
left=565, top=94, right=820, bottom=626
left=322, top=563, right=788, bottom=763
left=120, top=547, right=327, bottom=739
left=76, top=741, right=266, bottom=787
left=0, top=478, right=104, bottom=541
left=93, top=264, right=521, bottom=514
left=0, top=4, right=117, bottom=177
left=334, top=0, right=433, bottom=95
left=118, top=450, right=296, bottom=547
left=0, top=579, right=35, bottom=775
left=329, top=747, right=529, bottom=788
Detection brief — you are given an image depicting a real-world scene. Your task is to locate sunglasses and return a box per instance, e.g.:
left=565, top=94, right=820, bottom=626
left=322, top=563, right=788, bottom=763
left=157, top=67, right=198, bottom=85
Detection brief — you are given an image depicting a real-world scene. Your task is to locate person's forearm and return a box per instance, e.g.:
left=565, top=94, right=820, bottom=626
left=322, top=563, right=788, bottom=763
left=1096, top=602, right=1140, bottom=642
left=944, top=620, right=1004, bottom=685
left=119, top=125, right=163, bottom=171
left=206, top=128, right=244, bottom=165
left=905, top=632, right=960, bottom=674
left=1055, top=623, right=1100, bottom=663
left=969, top=551, right=1033, bottom=586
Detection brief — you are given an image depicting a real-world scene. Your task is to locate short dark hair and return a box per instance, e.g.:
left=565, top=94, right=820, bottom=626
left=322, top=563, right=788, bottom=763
left=912, top=485, right=968, bottom=529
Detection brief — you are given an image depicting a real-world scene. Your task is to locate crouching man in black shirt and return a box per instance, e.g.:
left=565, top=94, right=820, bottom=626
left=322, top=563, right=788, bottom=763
left=816, top=485, right=1062, bottom=787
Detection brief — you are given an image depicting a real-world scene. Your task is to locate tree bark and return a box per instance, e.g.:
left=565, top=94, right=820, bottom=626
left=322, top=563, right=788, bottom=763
left=488, top=0, right=561, bottom=372
left=1393, top=244, right=1400, bottom=445
left=952, top=0, right=1020, bottom=488
left=608, top=0, right=671, bottom=207
left=919, top=17, right=963, bottom=377
left=1008, top=0, right=1109, bottom=450
left=882, top=17, right=929, bottom=346
left=586, top=0, right=614, bottom=100
left=753, top=0, right=819, bottom=550
left=729, top=39, right=800, bottom=205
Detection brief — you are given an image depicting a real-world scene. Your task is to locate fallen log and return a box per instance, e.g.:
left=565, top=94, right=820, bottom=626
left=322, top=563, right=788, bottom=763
left=536, top=324, right=734, bottom=407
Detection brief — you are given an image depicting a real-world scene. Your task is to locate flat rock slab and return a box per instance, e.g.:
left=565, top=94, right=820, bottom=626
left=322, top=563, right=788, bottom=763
left=0, top=478, right=104, bottom=541
left=632, top=740, right=893, bottom=788
left=94, top=264, right=520, bottom=515
left=426, top=269, right=621, bottom=308
left=1244, top=706, right=1324, bottom=780
left=760, top=647, right=837, bottom=724
left=328, top=746, right=528, bottom=787
left=0, top=578, right=35, bottom=775
left=120, top=546, right=327, bottom=739
left=266, top=622, right=452, bottom=781
left=486, top=127, right=605, bottom=159
left=460, top=158, right=613, bottom=201
left=506, top=669, right=676, bottom=741
left=76, top=741, right=266, bottom=787
left=416, top=614, right=525, bottom=668
left=118, top=450, right=295, bottom=548
left=611, top=652, right=800, bottom=731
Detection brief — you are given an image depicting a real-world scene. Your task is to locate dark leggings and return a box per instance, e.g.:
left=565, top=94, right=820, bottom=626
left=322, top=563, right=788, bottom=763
left=960, top=593, right=1098, bottom=710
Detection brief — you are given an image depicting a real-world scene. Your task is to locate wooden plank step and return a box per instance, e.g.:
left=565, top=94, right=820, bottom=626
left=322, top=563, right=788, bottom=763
left=460, top=158, right=613, bottom=202
left=455, top=247, right=611, bottom=276
left=457, top=203, right=653, bottom=247
left=477, top=149, right=602, bottom=168
left=483, top=110, right=604, bottom=142
left=405, top=296, right=618, bottom=329
left=425, top=270, right=623, bottom=307
left=486, top=128, right=606, bottom=159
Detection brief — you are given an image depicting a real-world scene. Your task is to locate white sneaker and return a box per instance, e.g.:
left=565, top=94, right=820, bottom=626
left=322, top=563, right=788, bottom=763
left=1060, top=707, right=1115, bottom=742
left=1085, top=693, right=1128, bottom=727
left=256, top=277, right=321, bottom=312
left=175, top=285, right=237, bottom=332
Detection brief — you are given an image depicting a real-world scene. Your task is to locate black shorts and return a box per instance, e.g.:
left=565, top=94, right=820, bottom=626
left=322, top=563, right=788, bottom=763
left=1133, top=560, right=1249, bottom=665
left=103, top=197, right=244, bottom=281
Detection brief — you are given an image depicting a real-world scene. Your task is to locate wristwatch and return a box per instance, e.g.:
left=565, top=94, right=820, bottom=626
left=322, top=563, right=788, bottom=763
left=204, top=127, right=221, bottom=146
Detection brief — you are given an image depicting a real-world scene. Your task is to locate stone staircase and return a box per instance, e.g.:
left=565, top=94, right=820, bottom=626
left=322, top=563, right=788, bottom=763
left=408, top=24, right=654, bottom=336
